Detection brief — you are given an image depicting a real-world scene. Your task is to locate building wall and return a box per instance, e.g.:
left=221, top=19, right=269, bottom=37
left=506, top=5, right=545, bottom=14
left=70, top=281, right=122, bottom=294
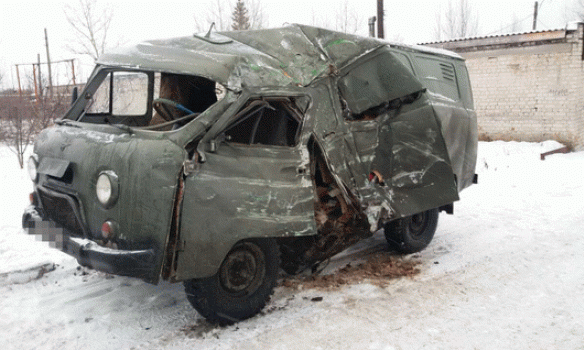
left=424, top=23, right=584, bottom=150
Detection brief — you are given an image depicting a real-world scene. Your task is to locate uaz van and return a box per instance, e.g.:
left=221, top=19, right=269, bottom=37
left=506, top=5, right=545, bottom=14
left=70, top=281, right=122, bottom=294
left=23, top=25, right=477, bottom=324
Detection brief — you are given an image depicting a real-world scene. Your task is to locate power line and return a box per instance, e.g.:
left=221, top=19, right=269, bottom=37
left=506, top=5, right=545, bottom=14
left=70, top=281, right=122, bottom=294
left=484, top=13, right=533, bottom=36
left=483, top=0, right=552, bottom=37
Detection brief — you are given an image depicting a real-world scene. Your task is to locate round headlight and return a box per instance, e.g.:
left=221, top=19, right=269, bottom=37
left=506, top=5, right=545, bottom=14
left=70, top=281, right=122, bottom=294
left=96, top=171, right=119, bottom=208
left=27, top=156, right=38, bottom=182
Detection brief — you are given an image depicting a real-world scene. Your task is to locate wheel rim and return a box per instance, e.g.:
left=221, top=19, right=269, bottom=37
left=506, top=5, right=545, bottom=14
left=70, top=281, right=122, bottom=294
left=219, top=243, right=266, bottom=295
left=408, top=212, right=428, bottom=238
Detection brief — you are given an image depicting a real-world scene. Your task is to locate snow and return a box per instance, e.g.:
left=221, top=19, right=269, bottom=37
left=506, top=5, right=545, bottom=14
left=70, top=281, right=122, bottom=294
left=1, top=140, right=583, bottom=349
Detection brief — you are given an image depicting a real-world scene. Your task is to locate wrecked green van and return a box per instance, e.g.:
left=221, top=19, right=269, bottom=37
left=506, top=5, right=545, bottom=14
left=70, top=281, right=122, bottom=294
left=22, top=25, right=477, bottom=324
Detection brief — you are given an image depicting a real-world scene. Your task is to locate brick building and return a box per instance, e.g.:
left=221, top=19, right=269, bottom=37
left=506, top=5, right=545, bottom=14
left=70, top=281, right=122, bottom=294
left=422, top=22, right=584, bottom=150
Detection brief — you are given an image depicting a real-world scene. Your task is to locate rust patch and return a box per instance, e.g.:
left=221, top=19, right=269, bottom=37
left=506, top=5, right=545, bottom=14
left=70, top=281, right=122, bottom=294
left=281, top=253, right=421, bottom=290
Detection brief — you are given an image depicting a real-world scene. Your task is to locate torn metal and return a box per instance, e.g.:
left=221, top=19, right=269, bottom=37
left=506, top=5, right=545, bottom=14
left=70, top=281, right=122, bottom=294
left=24, top=24, right=477, bottom=283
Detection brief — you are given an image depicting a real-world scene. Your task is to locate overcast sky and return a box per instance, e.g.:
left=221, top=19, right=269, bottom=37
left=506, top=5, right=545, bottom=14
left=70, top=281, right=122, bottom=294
left=1, top=0, right=581, bottom=89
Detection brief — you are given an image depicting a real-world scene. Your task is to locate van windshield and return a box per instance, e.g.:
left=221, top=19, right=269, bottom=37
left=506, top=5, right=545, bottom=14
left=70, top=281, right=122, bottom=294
left=77, top=69, right=226, bottom=131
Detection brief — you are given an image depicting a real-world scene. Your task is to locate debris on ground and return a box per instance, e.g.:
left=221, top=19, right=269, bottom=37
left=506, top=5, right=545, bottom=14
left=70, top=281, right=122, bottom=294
left=281, top=253, right=421, bottom=290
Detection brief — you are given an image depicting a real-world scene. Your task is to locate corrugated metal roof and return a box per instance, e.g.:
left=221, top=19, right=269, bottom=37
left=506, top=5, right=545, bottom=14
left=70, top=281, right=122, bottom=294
left=419, top=27, right=567, bottom=46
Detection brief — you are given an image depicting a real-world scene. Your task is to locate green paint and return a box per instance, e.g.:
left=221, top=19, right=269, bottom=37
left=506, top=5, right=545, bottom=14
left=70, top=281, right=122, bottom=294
left=325, top=39, right=353, bottom=48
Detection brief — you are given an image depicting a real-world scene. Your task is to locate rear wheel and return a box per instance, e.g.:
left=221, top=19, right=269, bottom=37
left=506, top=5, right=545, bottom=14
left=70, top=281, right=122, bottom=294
left=184, top=239, right=279, bottom=324
left=384, top=208, right=439, bottom=254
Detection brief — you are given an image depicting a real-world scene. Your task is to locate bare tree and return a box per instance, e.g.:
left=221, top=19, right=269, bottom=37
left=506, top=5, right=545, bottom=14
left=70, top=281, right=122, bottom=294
left=232, top=0, right=251, bottom=30
left=0, top=82, right=69, bottom=168
left=335, top=0, right=363, bottom=34
left=195, top=0, right=230, bottom=32
left=246, top=0, right=265, bottom=29
left=434, top=0, right=479, bottom=41
left=195, top=0, right=265, bottom=32
left=310, top=0, right=364, bottom=34
left=64, top=0, right=113, bottom=61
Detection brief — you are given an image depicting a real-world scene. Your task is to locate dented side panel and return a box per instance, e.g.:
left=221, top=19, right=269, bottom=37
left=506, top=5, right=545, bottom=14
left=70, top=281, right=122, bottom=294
left=175, top=144, right=316, bottom=280
left=432, top=101, right=478, bottom=192
left=383, top=98, right=459, bottom=217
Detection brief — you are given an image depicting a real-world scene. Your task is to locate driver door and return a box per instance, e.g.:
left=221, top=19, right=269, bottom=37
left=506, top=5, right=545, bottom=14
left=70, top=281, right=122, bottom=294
left=175, top=96, right=316, bottom=280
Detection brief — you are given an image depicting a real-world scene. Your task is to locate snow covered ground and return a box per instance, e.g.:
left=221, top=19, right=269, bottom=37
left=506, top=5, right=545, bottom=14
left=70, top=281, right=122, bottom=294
left=1, top=141, right=583, bottom=350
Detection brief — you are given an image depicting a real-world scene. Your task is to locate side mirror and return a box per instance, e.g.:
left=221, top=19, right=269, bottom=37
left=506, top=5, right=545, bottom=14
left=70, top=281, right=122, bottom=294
left=71, top=87, right=78, bottom=106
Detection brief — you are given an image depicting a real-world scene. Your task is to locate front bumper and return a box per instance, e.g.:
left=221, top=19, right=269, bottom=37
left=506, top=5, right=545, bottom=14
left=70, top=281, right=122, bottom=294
left=22, top=205, right=157, bottom=282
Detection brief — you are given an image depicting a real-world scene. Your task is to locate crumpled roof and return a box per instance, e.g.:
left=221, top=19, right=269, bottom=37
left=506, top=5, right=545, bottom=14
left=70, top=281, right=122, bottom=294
left=97, top=24, right=385, bottom=90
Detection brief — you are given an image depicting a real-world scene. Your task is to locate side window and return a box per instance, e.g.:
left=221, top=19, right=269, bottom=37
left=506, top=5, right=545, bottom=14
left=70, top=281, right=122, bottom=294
left=223, top=98, right=302, bottom=147
left=86, top=71, right=149, bottom=115
left=413, top=56, right=460, bottom=102
left=86, top=73, right=111, bottom=114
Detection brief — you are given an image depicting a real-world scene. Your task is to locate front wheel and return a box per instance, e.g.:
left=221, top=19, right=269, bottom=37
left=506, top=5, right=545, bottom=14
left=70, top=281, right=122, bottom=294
left=384, top=208, right=439, bottom=254
left=184, top=239, right=279, bottom=324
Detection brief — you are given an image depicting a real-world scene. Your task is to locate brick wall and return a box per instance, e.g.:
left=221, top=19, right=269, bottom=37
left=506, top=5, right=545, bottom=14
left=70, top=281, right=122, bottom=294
left=424, top=23, right=584, bottom=150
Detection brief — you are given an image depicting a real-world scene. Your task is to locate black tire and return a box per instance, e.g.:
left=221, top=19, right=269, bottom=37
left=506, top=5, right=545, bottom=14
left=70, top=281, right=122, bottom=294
left=384, top=208, right=439, bottom=254
left=184, top=239, right=279, bottom=324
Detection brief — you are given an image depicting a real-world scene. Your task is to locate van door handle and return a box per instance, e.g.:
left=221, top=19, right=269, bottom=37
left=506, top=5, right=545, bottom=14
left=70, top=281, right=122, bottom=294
left=280, top=166, right=307, bottom=175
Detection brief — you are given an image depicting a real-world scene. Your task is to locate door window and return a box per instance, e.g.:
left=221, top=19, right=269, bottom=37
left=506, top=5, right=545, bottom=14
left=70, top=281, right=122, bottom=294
left=223, top=98, right=302, bottom=147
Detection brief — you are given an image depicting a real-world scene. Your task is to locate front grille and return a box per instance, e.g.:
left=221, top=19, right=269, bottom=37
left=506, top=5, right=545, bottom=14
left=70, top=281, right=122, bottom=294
left=38, top=189, right=84, bottom=237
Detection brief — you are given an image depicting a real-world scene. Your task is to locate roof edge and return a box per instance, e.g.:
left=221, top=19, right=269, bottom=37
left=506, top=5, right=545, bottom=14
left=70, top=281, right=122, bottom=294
left=419, top=22, right=583, bottom=47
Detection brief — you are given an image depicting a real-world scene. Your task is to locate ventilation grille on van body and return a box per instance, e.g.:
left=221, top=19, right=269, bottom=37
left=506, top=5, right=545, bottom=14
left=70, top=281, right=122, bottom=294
left=440, top=63, right=456, bottom=82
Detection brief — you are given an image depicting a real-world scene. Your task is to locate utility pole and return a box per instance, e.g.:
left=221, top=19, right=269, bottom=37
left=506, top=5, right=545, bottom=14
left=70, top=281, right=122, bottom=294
left=70, top=59, right=76, bottom=86
left=44, top=28, right=53, bottom=97
left=32, top=62, right=39, bottom=102
left=532, top=1, right=539, bottom=31
left=377, top=0, right=384, bottom=39
left=37, top=54, right=43, bottom=99
left=14, top=64, right=23, bottom=97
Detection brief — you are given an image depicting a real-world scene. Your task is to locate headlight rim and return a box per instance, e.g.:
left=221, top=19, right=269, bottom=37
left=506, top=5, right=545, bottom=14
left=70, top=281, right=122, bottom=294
left=27, top=154, right=38, bottom=182
left=96, top=170, right=119, bottom=209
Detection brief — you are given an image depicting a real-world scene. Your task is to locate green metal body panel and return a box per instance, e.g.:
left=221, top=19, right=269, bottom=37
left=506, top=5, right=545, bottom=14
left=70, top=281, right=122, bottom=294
left=28, top=25, right=477, bottom=283
left=33, top=124, right=185, bottom=283
left=177, top=140, right=315, bottom=279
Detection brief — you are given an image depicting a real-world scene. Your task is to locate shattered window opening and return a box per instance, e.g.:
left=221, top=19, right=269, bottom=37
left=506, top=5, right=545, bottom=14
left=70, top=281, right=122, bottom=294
left=338, top=49, right=425, bottom=121
left=149, top=73, right=220, bottom=129
left=223, top=99, right=302, bottom=147
left=79, top=69, right=225, bottom=129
